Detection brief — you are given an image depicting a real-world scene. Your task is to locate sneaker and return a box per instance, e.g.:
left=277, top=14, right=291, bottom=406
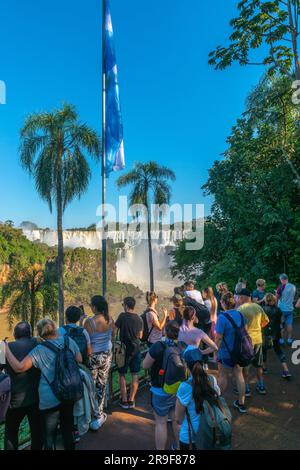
left=287, top=338, right=294, bottom=346
left=233, top=400, right=247, bottom=414
left=256, top=384, right=266, bottom=395
left=170, top=443, right=178, bottom=451
left=234, top=386, right=251, bottom=398
left=119, top=400, right=129, bottom=409
left=73, top=430, right=80, bottom=444
left=279, top=338, right=285, bottom=345
left=282, top=371, right=292, bottom=379
left=89, top=414, right=107, bottom=431
left=127, top=401, right=135, bottom=409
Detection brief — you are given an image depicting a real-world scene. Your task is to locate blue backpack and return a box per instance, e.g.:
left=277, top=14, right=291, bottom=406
left=222, top=312, right=254, bottom=367
left=41, top=336, right=83, bottom=404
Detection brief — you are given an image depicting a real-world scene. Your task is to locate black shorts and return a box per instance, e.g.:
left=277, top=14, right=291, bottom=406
left=118, top=352, right=141, bottom=375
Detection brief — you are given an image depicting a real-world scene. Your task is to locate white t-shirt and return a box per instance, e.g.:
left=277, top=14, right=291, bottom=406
left=185, top=290, right=204, bottom=305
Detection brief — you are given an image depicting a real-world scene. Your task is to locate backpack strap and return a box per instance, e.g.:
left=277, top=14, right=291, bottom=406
left=222, top=312, right=241, bottom=330
left=185, top=408, right=195, bottom=451
left=41, top=336, right=69, bottom=354
left=205, top=401, right=218, bottom=446
left=145, top=309, right=155, bottom=341
left=40, top=341, right=60, bottom=354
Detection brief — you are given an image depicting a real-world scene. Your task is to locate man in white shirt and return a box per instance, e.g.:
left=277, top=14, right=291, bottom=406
left=184, top=281, right=204, bottom=305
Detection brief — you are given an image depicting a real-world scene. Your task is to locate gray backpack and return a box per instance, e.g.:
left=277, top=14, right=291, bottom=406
left=187, top=393, right=232, bottom=450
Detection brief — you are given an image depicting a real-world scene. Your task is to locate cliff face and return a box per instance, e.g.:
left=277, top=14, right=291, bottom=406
left=0, top=264, right=10, bottom=285
left=0, top=225, right=142, bottom=308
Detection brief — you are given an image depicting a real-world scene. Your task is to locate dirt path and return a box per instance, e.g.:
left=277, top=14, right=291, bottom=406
left=77, top=320, right=300, bottom=451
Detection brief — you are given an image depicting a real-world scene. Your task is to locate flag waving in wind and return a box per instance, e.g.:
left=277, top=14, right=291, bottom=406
left=104, top=0, right=125, bottom=175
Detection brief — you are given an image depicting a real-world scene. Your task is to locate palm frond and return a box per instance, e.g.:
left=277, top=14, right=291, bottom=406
left=62, top=147, right=91, bottom=209
left=67, top=123, right=101, bottom=160
left=34, top=144, right=56, bottom=212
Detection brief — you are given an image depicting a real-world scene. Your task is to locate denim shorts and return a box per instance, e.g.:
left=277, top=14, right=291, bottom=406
left=151, top=392, right=176, bottom=417
left=282, top=311, right=294, bottom=327
left=218, top=356, right=235, bottom=369
left=118, top=352, right=141, bottom=375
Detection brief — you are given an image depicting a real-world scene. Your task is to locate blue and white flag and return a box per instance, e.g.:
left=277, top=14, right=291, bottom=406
left=104, top=0, right=125, bottom=175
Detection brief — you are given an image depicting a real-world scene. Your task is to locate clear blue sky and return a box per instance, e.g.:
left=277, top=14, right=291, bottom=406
left=0, top=0, right=266, bottom=229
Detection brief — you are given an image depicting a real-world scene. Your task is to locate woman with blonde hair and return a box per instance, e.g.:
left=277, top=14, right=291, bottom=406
left=262, top=293, right=291, bottom=379
left=5, top=318, right=82, bottom=450
left=144, top=292, right=168, bottom=347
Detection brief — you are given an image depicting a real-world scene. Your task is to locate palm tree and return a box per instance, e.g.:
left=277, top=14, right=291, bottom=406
left=20, top=104, right=101, bottom=325
left=1, top=263, right=58, bottom=331
left=117, top=162, right=175, bottom=291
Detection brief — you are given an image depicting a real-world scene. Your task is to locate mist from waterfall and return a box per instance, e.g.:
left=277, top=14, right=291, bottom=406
left=116, top=240, right=179, bottom=293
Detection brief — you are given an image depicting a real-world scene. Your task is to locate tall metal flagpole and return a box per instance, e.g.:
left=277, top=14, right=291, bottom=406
left=102, top=0, right=107, bottom=298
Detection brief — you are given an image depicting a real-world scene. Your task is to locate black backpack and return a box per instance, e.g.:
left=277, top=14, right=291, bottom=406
left=41, top=336, right=84, bottom=404
left=141, top=309, right=155, bottom=343
left=159, top=342, right=187, bottom=394
left=184, top=297, right=211, bottom=331
left=63, top=325, right=88, bottom=365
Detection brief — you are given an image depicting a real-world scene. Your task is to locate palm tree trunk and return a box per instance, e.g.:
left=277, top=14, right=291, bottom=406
left=147, top=209, right=154, bottom=292
left=57, top=175, right=65, bottom=326
left=30, top=277, right=36, bottom=332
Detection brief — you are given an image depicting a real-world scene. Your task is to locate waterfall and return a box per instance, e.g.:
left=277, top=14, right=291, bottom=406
left=22, top=228, right=183, bottom=293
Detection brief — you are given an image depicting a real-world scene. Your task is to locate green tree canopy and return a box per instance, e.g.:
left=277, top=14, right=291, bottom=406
left=209, top=0, right=300, bottom=79
left=172, top=75, right=300, bottom=289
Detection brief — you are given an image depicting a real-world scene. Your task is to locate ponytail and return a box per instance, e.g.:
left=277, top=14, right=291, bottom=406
left=192, top=362, right=218, bottom=414
left=146, top=291, right=158, bottom=306
left=91, top=295, right=110, bottom=324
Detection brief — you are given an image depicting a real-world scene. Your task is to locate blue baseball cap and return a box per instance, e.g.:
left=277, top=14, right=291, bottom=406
left=183, top=348, right=203, bottom=367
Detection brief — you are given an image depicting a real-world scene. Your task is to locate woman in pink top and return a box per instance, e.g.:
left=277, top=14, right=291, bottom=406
left=178, top=307, right=218, bottom=355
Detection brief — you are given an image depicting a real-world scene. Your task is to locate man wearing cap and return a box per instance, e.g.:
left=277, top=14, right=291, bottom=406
left=4, top=322, right=42, bottom=450
left=238, top=289, right=269, bottom=396
left=277, top=274, right=296, bottom=346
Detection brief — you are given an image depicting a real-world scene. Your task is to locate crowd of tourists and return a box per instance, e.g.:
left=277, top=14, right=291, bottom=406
left=0, top=274, right=298, bottom=451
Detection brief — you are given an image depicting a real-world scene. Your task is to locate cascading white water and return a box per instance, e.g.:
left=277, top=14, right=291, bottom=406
left=116, top=240, right=179, bottom=293
left=22, top=229, right=183, bottom=293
